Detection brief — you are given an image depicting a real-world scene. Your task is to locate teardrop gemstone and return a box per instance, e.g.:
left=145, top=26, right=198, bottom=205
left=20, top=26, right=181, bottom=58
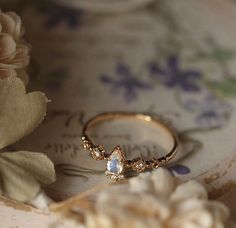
left=105, top=146, right=125, bottom=180
left=107, top=156, right=123, bottom=174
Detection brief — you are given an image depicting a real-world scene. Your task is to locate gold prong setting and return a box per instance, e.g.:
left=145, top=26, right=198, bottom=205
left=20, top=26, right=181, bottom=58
left=105, top=170, right=125, bottom=181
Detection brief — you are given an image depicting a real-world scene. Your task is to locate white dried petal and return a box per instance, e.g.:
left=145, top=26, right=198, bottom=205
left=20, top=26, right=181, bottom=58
left=170, top=180, right=208, bottom=202
left=207, top=201, right=231, bottom=223
left=129, top=172, right=155, bottom=193
left=82, top=168, right=234, bottom=228
left=151, top=168, right=177, bottom=198
left=29, top=191, right=54, bottom=211
left=168, top=208, right=215, bottom=228
left=175, top=198, right=208, bottom=214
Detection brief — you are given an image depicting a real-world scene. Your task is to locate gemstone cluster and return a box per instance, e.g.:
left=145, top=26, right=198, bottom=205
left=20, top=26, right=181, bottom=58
left=91, top=146, right=105, bottom=160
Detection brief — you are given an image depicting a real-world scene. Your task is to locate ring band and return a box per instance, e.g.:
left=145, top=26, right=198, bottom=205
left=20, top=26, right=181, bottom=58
left=81, top=112, right=179, bottom=181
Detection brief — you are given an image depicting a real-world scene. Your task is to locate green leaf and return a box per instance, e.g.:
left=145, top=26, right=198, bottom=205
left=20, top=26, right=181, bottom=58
left=211, top=49, right=235, bottom=62
left=207, top=78, right=236, bottom=97
left=0, top=76, right=48, bottom=150
left=0, top=151, right=55, bottom=202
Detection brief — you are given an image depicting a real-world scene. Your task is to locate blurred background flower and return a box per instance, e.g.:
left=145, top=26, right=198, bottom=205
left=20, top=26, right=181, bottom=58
left=53, top=168, right=234, bottom=228
left=85, top=169, right=234, bottom=227
left=100, top=62, right=152, bottom=102
left=148, top=55, right=202, bottom=92
left=184, top=94, right=233, bottom=129
left=0, top=10, right=30, bottom=84
left=38, top=2, right=83, bottom=29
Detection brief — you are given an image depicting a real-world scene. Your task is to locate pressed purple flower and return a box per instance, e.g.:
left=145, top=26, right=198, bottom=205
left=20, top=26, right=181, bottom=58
left=39, top=3, right=83, bottom=29
left=195, top=95, right=232, bottom=129
left=183, top=94, right=232, bottom=129
left=168, top=164, right=191, bottom=175
left=100, top=62, right=152, bottom=102
left=46, top=67, right=68, bottom=90
left=149, top=55, right=202, bottom=92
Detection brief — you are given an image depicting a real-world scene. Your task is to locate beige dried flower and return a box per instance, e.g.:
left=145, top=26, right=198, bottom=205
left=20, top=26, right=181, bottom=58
left=84, top=168, right=234, bottom=228
left=0, top=10, right=30, bottom=84
left=0, top=9, right=54, bottom=207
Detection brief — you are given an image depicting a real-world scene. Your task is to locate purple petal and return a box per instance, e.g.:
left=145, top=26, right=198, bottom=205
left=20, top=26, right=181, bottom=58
left=45, top=16, right=61, bottom=28
left=181, top=82, right=201, bottom=92
left=169, top=164, right=191, bottom=175
left=182, top=70, right=202, bottom=79
left=124, top=88, right=137, bottom=102
left=148, top=62, right=165, bottom=76
left=116, top=63, right=130, bottom=77
left=167, top=55, right=179, bottom=71
left=100, top=75, right=114, bottom=84
left=184, top=99, right=200, bottom=111
left=135, top=80, right=152, bottom=89
left=164, top=80, right=176, bottom=88
left=196, top=111, right=222, bottom=129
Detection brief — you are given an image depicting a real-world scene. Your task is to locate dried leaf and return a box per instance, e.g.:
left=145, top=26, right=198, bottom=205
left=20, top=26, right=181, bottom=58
left=0, top=76, right=48, bottom=149
left=0, top=151, right=55, bottom=202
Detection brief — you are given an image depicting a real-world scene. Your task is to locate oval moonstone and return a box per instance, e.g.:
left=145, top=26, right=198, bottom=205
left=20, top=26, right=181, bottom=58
left=107, top=158, right=122, bottom=174
left=107, top=159, right=122, bottom=173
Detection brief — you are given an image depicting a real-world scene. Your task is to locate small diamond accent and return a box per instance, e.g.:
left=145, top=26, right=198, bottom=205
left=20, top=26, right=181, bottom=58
left=83, top=141, right=90, bottom=150
left=132, top=158, right=146, bottom=173
left=91, top=146, right=104, bottom=160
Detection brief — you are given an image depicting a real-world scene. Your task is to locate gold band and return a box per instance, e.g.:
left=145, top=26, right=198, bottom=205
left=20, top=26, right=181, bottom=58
left=82, top=112, right=179, bottom=180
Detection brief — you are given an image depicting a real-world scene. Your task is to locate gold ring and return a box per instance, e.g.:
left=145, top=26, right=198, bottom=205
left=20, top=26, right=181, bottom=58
left=81, top=112, right=179, bottom=181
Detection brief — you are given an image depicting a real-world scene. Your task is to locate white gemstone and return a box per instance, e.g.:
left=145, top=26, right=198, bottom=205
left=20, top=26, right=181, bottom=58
left=107, top=158, right=123, bottom=174
left=93, top=148, right=101, bottom=157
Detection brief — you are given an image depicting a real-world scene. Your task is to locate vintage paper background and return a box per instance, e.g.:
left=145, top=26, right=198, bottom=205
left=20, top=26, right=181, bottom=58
left=1, top=0, right=236, bottom=226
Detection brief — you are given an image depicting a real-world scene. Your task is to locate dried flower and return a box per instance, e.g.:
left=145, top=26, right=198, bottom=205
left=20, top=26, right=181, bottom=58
left=83, top=168, right=234, bottom=228
left=0, top=76, right=55, bottom=202
left=0, top=9, right=55, bottom=206
left=0, top=10, right=30, bottom=84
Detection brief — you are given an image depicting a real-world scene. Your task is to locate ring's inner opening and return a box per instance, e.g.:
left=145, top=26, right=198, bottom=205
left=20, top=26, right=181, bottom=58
left=86, top=115, right=175, bottom=160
